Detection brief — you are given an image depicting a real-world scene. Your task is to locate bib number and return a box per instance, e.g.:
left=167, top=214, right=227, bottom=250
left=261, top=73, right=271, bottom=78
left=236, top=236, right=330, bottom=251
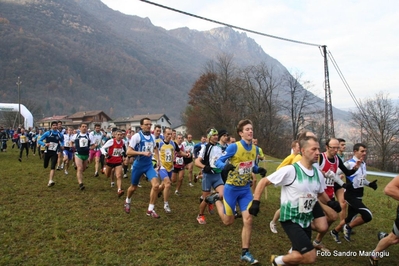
left=298, top=193, right=317, bottom=213
left=238, top=161, right=253, bottom=175
left=325, top=177, right=334, bottom=187
left=79, top=138, right=88, bottom=148
left=176, top=157, right=184, bottom=165
left=165, top=149, right=172, bottom=162
left=48, top=142, right=58, bottom=151
left=112, top=148, right=123, bottom=157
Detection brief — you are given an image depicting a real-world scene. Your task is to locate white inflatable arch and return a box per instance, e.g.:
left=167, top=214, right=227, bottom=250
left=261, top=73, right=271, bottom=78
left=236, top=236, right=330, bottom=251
left=0, top=103, right=34, bottom=128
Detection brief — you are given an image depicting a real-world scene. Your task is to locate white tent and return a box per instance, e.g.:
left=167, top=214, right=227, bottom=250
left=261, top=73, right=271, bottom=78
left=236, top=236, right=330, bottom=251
left=0, top=103, right=33, bottom=128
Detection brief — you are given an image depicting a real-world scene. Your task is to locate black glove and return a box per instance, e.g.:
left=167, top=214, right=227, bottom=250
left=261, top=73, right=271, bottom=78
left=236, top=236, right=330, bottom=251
left=249, top=200, right=260, bottom=216
left=203, top=165, right=215, bottom=174
left=258, top=167, right=267, bottom=177
left=369, top=180, right=378, bottom=190
left=224, top=164, right=235, bottom=173
left=327, top=200, right=341, bottom=213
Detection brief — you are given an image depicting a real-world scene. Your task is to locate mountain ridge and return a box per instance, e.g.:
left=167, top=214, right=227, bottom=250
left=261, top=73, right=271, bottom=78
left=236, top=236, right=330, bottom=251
left=0, top=0, right=349, bottom=127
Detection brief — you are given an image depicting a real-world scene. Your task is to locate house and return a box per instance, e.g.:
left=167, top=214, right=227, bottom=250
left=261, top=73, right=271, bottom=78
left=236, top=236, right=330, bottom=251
left=173, top=124, right=187, bottom=136
left=37, top=115, right=71, bottom=129
left=67, top=110, right=113, bottom=129
left=113, top=114, right=171, bottom=132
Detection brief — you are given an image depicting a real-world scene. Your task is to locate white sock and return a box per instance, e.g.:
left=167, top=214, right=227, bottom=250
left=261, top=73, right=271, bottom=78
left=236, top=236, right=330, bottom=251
left=148, top=204, right=155, bottom=211
left=126, top=198, right=131, bottom=203
left=164, top=201, right=169, bottom=206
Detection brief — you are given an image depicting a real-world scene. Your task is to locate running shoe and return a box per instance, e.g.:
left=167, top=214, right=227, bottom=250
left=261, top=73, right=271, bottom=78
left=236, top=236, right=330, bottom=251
left=330, top=230, right=342, bottom=244
left=369, top=256, right=379, bottom=266
left=234, top=212, right=242, bottom=219
left=270, top=221, right=278, bottom=234
left=146, top=210, right=160, bottom=218
left=193, top=174, right=198, bottom=183
left=208, top=203, right=215, bottom=215
left=117, top=190, right=124, bottom=198
left=123, top=174, right=127, bottom=178
left=174, top=191, right=180, bottom=196
left=79, top=183, right=85, bottom=190
left=205, top=193, right=220, bottom=204
left=18, top=158, right=21, bottom=162
left=313, top=240, right=330, bottom=252
left=124, top=202, right=130, bottom=214
left=377, top=231, right=389, bottom=241
left=94, top=172, right=99, bottom=177
left=343, top=224, right=352, bottom=242
left=137, top=183, right=142, bottom=188
left=111, top=182, right=115, bottom=188
left=271, top=255, right=282, bottom=266
left=164, top=204, right=171, bottom=213
left=196, top=214, right=206, bottom=224
left=64, top=170, right=68, bottom=175
left=240, top=251, right=258, bottom=265
left=189, top=182, right=194, bottom=187
left=56, top=166, right=60, bottom=171
left=47, top=180, right=55, bottom=187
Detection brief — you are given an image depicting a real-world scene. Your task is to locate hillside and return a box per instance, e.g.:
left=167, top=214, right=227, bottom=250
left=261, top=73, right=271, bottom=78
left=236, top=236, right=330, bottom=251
left=0, top=0, right=349, bottom=126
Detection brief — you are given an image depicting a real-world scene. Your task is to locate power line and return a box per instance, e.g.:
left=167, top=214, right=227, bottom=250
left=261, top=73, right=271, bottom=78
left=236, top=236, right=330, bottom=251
left=139, top=0, right=323, bottom=47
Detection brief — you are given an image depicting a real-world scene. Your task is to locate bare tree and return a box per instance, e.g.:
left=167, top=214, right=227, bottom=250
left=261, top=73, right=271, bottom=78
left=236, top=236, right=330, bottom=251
left=184, top=54, right=242, bottom=137
left=350, top=92, right=399, bottom=170
left=281, top=71, right=321, bottom=140
left=240, top=63, right=285, bottom=154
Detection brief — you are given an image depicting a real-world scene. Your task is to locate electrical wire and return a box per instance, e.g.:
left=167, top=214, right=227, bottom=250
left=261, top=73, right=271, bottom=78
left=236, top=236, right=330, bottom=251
left=139, top=0, right=323, bottom=47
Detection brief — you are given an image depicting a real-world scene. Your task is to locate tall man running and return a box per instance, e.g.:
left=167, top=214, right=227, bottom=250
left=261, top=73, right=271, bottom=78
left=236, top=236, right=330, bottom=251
left=124, top=118, right=161, bottom=218
left=214, top=120, right=267, bottom=265
left=250, top=136, right=337, bottom=266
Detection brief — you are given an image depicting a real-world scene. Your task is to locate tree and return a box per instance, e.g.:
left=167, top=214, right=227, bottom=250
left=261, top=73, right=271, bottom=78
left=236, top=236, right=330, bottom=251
left=240, top=63, right=285, bottom=155
left=350, top=92, right=399, bottom=170
left=281, top=71, right=321, bottom=140
left=184, top=54, right=242, bottom=137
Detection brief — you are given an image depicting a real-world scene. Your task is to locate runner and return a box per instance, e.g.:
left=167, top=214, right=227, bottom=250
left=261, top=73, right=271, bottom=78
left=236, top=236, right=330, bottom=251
left=101, top=129, right=126, bottom=197
left=38, top=121, right=64, bottom=187
left=124, top=117, right=161, bottom=218
left=74, top=123, right=96, bottom=190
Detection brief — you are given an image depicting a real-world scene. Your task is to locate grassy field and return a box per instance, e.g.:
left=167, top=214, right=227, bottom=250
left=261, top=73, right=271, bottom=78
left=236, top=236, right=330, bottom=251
left=1, top=142, right=398, bottom=266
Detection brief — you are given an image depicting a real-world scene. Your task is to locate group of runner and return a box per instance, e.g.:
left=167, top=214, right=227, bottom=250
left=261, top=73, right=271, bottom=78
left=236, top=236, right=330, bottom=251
left=3, top=117, right=398, bottom=265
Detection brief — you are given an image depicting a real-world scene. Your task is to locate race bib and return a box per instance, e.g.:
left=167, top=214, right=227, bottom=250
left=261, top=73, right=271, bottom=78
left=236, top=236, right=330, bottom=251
left=165, top=149, right=172, bottom=162
left=48, top=142, right=58, bottom=151
left=325, top=177, right=334, bottom=187
left=112, top=148, right=123, bottom=157
left=79, top=138, right=88, bottom=148
left=238, top=161, right=253, bottom=175
left=20, top=136, right=26, bottom=143
left=298, top=193, right=317, bottom=213
left=142, top=142, right=154, bottom=153
left=176, top=157, right=184, bottom=165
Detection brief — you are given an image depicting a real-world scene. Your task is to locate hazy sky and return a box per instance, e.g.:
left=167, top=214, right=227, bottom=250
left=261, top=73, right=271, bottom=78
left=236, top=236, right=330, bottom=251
left=101, top=0, right=398, bottom=110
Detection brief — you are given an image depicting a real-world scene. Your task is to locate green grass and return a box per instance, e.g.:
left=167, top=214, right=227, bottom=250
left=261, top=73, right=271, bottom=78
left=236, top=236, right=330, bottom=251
left=1, top=144, right=398, bottom=265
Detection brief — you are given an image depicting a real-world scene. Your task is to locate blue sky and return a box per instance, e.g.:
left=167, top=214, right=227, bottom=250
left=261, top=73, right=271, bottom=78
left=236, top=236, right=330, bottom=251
left=101, top=0, right=399, bottom=110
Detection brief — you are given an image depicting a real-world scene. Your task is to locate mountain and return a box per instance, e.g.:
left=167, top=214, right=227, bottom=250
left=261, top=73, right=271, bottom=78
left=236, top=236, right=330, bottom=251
left=0, top=0, right=349, bottom=126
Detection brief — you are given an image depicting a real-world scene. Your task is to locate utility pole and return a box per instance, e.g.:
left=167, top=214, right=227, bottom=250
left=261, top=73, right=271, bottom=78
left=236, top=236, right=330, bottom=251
left=16, top=77, right=22, bottom=127
left=322, top=45, right=335, bottom=139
